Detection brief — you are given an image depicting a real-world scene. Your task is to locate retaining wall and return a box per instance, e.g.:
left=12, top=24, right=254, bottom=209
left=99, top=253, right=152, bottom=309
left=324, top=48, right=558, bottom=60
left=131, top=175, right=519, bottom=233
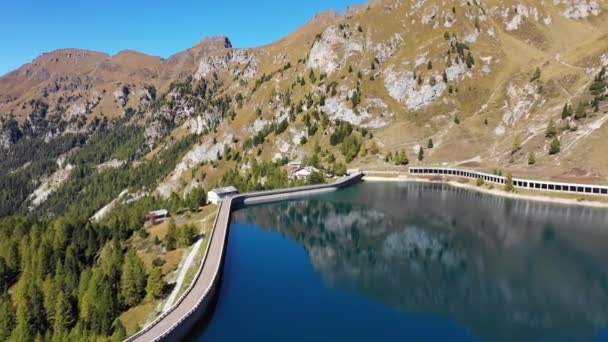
left=409, top=167, right=608, bottom=196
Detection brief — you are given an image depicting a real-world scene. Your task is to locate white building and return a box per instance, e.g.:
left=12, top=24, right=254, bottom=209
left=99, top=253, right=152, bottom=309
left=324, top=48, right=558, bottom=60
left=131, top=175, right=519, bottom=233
left=207, top=186, right=238, bottom=204
left=290, top=166, right=320, bottom=180
left=287, top=161, right=303, bottom=170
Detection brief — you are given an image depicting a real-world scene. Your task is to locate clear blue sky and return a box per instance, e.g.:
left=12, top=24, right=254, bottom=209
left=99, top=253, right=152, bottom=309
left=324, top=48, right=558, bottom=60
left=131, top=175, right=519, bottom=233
left=1, top=0, right=359, bottom=75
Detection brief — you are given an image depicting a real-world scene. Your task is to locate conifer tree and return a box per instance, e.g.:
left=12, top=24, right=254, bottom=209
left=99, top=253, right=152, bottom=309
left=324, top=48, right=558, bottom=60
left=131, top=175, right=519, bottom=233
left=574, top=102, right=587, bottom=120
left=418, top=147, right=424, bottom=161
left=0, top=296, right=15, bottom=341
left=146, top=267, right=166, bottom=300
left=549, top=137, right=561, bottom=155
left=427, top=138, right=434, bottom=149
left=52, top=290, right=73, bottom=334
left=165, top=220, right=177, bottom=251
left=528, top=151, right=536, bottom=165
left=178, top=224, right=197, bottom=248
left=504, top=172, right=514, bottom=192
left=561, top=103, right=572, bottom=119
left=545, top=119, right=557, bottom=138
left=120, top=250, right=147, bottom=308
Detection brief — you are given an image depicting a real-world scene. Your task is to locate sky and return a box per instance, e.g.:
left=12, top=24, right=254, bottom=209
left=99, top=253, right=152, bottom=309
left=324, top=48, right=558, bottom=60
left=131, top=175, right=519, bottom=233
left=0, top=0, right=359, bottom=76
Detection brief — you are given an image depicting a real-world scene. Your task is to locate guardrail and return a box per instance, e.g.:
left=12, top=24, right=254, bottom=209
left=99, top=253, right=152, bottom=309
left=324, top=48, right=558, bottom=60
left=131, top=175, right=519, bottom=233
left=125, top=172, right=363, bottom=341
left=409, top=167, right=608, bottom=196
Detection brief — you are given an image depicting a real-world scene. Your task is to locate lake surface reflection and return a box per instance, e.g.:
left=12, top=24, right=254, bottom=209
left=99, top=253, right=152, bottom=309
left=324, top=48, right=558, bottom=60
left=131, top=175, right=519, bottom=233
left=192, top=181, right=608, bottom=341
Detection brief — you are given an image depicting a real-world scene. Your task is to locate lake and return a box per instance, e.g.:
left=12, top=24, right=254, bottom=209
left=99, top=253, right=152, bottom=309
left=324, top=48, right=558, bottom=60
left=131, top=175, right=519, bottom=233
left=189, top=181, right=608, bottom=341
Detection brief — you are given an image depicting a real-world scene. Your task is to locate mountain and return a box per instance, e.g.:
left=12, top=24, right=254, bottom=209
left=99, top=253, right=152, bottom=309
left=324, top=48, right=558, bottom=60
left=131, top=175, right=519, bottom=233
left=1, top=0, right=608, bottom=215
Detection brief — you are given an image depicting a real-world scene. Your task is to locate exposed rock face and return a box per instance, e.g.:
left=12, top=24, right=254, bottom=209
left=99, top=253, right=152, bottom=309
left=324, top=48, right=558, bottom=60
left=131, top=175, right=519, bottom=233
left=502, top=83, right=540, bottom=126
left=156, top=135, right=232, bottom=198
left=114, top=85, right=130, bottom=107
left=28, top=163, right=74, bottom=209
left=560, top=0, right=601, bottom=19
left=384, top=69, right=447, bottom=111
left=194, top=49, right=258, bottom=80
left=308, top=25, right=365, bottom=74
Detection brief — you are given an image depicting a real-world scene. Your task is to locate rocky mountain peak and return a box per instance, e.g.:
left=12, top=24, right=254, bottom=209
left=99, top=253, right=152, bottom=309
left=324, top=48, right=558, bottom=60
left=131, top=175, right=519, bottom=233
left=194, top=35, right=233, bottom=50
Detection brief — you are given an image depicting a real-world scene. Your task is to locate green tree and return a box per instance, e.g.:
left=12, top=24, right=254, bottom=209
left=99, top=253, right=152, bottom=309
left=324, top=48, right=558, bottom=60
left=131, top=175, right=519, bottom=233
left=165, top=220, right=177, bottom=251
left=427, top=60, right=433, bottom=70
left=120, top=250, right=147, bottom=308
left=476, top=177, right=484, bottom=187
left=306, top=172, right=325, bottom=185
left=549, top=137, right=561, bottom=155
left=528, top=151, right=536, bottom=165
left=574, top=102, right=587, bottom=120
left=0, top=296, right=15, bottom=341
left=427, top=138, right=434, bottom=149
left=185, top=186, right=206, bottom=211
left=561, top=103, right=572, bottom=119
left=545, top=119, right=557, bottom=138
left=333, top=163, right=347, bottom=176
left=111, top=319, right=127, bottom=342
left=418, top=147, right=424, bottom=162
left=531, top=67, right=541, bottom=82
left=145, top=267, right=166, bottom=300
left=309, top=69, right=317, bottom=83
left=511, top=136, right=521, bottom=154
left=52, top=290, right=74, bottom=334
left=178, top=224, right=197, bottom=248
left=504, top=172, right=514, bottom=192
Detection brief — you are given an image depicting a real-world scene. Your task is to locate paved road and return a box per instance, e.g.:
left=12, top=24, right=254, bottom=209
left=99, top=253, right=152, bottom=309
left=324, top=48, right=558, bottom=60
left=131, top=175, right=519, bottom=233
left=126, top=172, right=363, bottom=341
left=126, top=199, right=231, bottom=342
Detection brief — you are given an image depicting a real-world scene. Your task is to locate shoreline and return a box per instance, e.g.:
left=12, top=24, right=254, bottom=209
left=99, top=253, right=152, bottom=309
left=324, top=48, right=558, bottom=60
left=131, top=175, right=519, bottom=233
left=362, top=175, right=608, bottom=209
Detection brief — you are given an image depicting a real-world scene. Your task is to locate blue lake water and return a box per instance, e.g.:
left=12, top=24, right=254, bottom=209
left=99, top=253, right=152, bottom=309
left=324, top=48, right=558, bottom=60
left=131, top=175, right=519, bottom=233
left=190, top=181, right=608, bottom=341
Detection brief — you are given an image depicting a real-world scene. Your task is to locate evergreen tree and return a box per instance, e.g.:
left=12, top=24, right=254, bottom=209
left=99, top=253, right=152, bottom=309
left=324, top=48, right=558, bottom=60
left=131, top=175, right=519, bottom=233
left=165, top=220, right=177, bottom=251
left=418, top=147, right=424, bottom=162
left=359, top=143, right=368, bottom=157
left=0, top=296, right=15, bottom=341
left=504, top=172, right=514, bottom=192
left=52, top=290, right=73, bottom=334
left=427, top=60, right=433, bottom=70
left=145, top=267, right=166, bottom=300
left=561, top=103, right=572, bottom=119
left=531, top=67, right=541, bottom=82
left=185, top=186, right=206, bottom=211
left=528, top=151, right=536, bottom=165
left=549, top=137, right=561, bottom=155
left=120, top=250, right=147, bottom=308
left=545, top=119, right=557, bottom=138
left=177, top=225, right=197, bottom=248
left=574, top=102, right=587, bottom=120
left=111, top=319, right=126, bottom=342
left=309, top=69, right=317, bottom=83
left=511, top=136, right=521, bottom=154
left=427, top=138, right=434, bottom=149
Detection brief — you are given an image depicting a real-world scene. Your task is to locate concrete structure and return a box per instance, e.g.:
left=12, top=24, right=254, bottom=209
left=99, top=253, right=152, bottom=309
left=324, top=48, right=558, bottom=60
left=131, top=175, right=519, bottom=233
left=289, top=166, right=320, bottom=180
left=147, top=209, right=169, bottom=224
left=287, top=161, right=302, bottom=170
left=409, top=167, right=608, bottom=196
left=125, top=172, right=363, bottom=342
left=207, top=186, right=238, bottom=205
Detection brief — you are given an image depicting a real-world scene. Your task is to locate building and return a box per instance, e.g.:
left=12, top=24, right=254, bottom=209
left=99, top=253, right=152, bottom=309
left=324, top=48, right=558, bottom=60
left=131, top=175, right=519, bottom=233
left=147, top=209, right=169, bottom=224
left=287, top=161, right=303, bottom=173
left=290, top=166, right=320, bottom=180
left=207, top=186, right=238, bottom=204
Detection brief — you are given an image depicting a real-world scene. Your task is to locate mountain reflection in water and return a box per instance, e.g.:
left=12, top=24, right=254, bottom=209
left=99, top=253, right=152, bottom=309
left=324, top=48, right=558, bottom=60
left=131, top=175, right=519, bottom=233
left=232, top=181, right=608, bottom=341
